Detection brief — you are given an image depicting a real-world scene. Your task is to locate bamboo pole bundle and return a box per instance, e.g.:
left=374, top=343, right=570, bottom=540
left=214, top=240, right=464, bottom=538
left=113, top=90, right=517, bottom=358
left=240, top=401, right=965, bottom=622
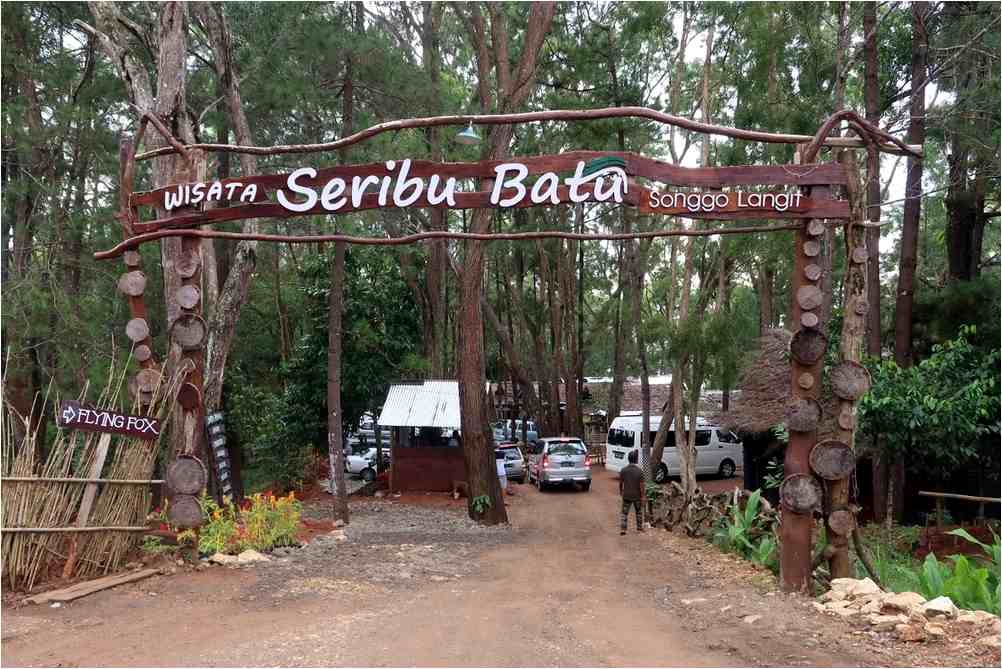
left=74, top=368, right=182, bottom=577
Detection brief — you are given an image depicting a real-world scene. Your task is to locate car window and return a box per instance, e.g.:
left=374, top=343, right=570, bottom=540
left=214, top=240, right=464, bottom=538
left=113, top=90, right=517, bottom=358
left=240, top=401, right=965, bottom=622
left=716, top=429, right=740, bottom=444
left=607, top=428, right=635, bottom=447
left=499, top=447, right=522, bottom=461
left=695, top=430, right=711, bottom=446
left=547, top=442, right=586, bottom=456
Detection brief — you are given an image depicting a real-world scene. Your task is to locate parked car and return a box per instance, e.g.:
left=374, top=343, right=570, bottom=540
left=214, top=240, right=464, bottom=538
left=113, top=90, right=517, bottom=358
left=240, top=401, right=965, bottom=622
left=492, top=419, right=538, bottom=444
left=346, top=447, right=390, bottom=482
left=495, top=442, right=526, bottom=484
left=527, top=437, right=592, bottom=491
left=604, top=412, right=742, bottom=481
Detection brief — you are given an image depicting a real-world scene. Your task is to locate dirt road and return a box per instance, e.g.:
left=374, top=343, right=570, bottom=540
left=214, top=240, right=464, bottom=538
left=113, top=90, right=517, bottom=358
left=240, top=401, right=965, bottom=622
left=2, top=470, right=994, bottom=667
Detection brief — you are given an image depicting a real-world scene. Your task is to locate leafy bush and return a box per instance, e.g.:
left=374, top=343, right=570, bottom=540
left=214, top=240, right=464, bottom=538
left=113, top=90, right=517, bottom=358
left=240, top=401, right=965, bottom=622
left=712, top=489, right=778, bottom=572
left=170, top=492, right=302, bottom=555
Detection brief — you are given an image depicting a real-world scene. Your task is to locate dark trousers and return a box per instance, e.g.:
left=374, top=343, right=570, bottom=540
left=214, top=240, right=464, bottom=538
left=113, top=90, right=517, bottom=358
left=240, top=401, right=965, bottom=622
left=620, top=498, right=643, bottom=531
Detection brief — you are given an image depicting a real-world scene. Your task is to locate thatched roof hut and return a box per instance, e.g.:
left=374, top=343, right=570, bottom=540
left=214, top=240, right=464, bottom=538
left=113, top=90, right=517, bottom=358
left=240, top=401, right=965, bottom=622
left=717, top=328, right=838, bottom=438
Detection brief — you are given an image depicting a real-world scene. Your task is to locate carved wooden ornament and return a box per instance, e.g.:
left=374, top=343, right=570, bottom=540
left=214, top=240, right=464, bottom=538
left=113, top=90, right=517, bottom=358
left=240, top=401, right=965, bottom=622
left=810, top=440, right=855, bottom=480
left=167, top=493, right=204, bottom=529
left=785, top=398, right=822, bottom=432
left=780, top=474, right=822, bottom=514
left=828, top=508, right=856, bottom=536
left=800, top=312, right=820, bottom=329
left=170, top=314, right=207, bottom=351
left=830, top=361, right=872, bottom=400
left=807, top=219, right=826, bottom=236
left=790, top=329, right=828, bottom=365
left=118, top=271, right=147, bottom=297
left=804, top=264, right=823, bottom=282
left=802, top=240, right=821, bottom=257
left=134, top=344, right=153, bottom=363
left=798, top=372, right=815, bottom=390
left=136, top=367, right=162, bottom=394
left=123, top=250, right=142, bottom=268
left=837, top=409, right=856, bottom=431
left=176, top=285, right=201, bottom=310
left=167, top=455, right=207, bottom=496
left=125, top=318, right=150, bottom=343
left=176, top=252, right=201, bottom=279
left=796, top=285, right=824, bottom=311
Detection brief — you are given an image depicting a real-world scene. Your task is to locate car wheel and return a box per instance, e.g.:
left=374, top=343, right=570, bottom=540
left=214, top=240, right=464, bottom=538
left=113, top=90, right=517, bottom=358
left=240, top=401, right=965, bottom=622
left=538, top=479, right=547, bottom=492
left=361, top=467, right=376, bottom=482
left=718, top=459, right=736, bottom=479
left=581, top=482, right=591, bottom=492
left=654, top=463, right=669, bottom=484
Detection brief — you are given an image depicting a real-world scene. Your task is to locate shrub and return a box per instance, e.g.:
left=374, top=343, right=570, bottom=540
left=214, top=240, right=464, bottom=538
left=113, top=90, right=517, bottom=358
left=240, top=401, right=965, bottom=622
left=166, top=492, right=302, bottom=555
left=712, top=489, right=778, bottom=572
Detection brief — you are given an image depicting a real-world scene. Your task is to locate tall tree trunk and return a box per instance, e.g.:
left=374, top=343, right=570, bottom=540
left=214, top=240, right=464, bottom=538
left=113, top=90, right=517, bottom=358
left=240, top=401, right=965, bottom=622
left=327, top=241, right=348, bottom=522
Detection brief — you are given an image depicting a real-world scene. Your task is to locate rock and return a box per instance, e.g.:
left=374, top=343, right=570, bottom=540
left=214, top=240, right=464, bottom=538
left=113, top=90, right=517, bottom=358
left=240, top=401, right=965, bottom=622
left=175, top=558, right=185, bottom=566
left=742, top=615, right=762, bottom=624
left=921, top=596, right=958, bottom=619
left=977, top=634, right=1001, bottom=649
left=330, top=530, right=348, bottom=541
left=374, top=491, right=386, bottom=498
left=848, top=577, right=882, bottom=598
left=895, top=623, right=927, bottom=642
left=810, top=602, right=827, bottom=614
left=830, top=578, right=857, bottom=593
left=820, top=589, right=847, bottom=603
left=50, top=602, right=62, bottom=609
left=924, top=623, right=946, bottom=638
left=720, top=605, right=733, bottom=613
left=209, top=552, right=238, bottom=565
left=881, top=591, right=926, bottom=615
left=124, top=561, right=142, bottom=570
left=235, top=549, right=270, bottom=564
left=859, top=599, right=885, bottom=615
left=429, top=575, right=449, bottom=582
left=681, top=598, right=708, bottom=606
left=333, top=519, right=346, bottom=529
left=868, top=614, right=908, bottom=632
left=824, top=600, right=860, bottom=617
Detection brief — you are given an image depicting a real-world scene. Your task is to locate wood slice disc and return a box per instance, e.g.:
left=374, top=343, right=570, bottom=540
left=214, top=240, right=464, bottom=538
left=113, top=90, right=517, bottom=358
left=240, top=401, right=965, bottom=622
left=810, top=440, right=855, bottom=480
left=167, top=493, right=204, bottom=529
left=780, top=474, right=822, bottom=514
left=125, top=318, right=150, bottom=343
left=807, top=220, right=826, bottom=237
left=136, top=367, right=162, bottom=394
left=853, top=298, right=870, bottom=317
left=177, top=382, right=202, bottom=411
left=790, top=328, right=828, bottom=365
left=796, top=285, right=824, bottom=311
left=134, top=344, right=153, bottom=363
left=837, top=409, right=856, bottom=431
left=800, top=312, right=820, bottom=329
left=802, top=240, right=821, bottom=258
left=830, top=361, right=872, bottom=400
left=851, top=246, right=869, bottom=264
left=176, top=252, right=201, bottom=279
left=785, top=397, right=822, bottom=432
left=170, top=314, right=207, bottom=351
left=117, top=271, right=147, bottom=297
left=176, top=285, right=201, bottom=310
left=828, top=508, right=856, bottom=536
left=804, top=264, right=823, bottom=282
left=798, top=372, right=815, bottom=390
left=123, top=251, right=142, bottom=268
left=167, top=456, right=207, bottom=495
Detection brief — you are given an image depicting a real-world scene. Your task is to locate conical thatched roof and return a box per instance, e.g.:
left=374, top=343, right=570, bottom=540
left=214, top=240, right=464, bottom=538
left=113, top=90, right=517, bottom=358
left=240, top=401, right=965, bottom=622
left=717, top=328, right=838, bottom=437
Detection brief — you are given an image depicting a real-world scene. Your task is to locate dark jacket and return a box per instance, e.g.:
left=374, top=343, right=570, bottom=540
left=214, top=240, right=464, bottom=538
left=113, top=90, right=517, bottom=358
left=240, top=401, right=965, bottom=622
left=619, top=464, right=645, bottom=501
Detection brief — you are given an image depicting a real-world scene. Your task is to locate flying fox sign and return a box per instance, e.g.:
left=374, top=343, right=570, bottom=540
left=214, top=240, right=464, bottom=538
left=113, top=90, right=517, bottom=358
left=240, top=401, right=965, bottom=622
left=58, top=400, right=161, bottom=440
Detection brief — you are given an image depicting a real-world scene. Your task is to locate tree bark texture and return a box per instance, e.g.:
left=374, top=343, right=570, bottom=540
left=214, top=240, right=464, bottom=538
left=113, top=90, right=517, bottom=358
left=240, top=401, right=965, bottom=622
left=327, top=241, right=348, bottom=522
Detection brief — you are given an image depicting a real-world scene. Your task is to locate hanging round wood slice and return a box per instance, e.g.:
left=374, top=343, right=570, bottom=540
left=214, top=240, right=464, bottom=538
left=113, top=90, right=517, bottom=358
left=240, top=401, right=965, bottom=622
left=785, top=397, right=822, bottom=432
left=125, top=318, right=150, bottom=343
left=167, top=493, right=204, bottom=529
left=176, top=285, right=201, bottom=310
left=123, top=250, right=142, bottom=268
left=851, top=246, right=869, bottom=265
left=828, top=508, right=856, bottom=536
left=803, top=240, right=821, bottom=257
left=133, top=344, right=153, bottom=363
left=798, top=372, right=815, bottom=390
left=837, top=409, right=856, bottom=431
left=853, top=298, right=870, bottom=316
left=804, top=264, right=823, bottom=282
left=167, top=456, right=207, bottom=495
left=177, top=382, right=202, bottom=411
left=790, top=329, right=828, bottom=365
left=170, top=314, right=207, bottom=351
left=136, top=367, right=162, bottom=394
left=830, top=361, right=872, bottom=400
left=800, top=312, right=820, bottom=329
left=796, top=285, right=824, bottom=311
left=176, top=252, right=201, bottom=279
left=807, top=220, right=826, bottom=237
left=810, top=440, right=855, bottom=480
left=117, top=271, right=147, bottom=297
left=780, top=474, right=822, bottom=514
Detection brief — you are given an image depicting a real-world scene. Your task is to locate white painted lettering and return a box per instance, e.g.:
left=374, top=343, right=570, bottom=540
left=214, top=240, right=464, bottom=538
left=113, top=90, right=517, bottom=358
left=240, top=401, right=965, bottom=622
left=530, top=173, right=560, bottom=205
left=320, top=178, right=347, bottom=211
left=277, top=167, right=319, bottom=212
left=351, top=175, right=381, bottom=208
left=491, top=163, right=529, bottom=207
left=392, top=160, right=424, bottom=207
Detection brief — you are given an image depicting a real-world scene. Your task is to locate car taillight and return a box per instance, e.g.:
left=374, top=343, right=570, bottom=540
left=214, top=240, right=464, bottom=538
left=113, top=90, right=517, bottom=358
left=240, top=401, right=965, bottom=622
left=585, top=454, right=592, bottom=467
left=542, top=455, right=550, bottom=469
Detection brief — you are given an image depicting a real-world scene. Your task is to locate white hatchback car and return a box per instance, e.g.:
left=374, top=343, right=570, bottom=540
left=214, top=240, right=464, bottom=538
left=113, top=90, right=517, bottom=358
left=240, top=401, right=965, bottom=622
left=345, top=447, right=389, bottom=482
left=604, top=412, right=742, bottom=482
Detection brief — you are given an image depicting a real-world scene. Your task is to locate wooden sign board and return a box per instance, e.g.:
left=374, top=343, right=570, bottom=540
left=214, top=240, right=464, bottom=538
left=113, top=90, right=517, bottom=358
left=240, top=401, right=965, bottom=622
left=58, top=400, right=161, bottom=440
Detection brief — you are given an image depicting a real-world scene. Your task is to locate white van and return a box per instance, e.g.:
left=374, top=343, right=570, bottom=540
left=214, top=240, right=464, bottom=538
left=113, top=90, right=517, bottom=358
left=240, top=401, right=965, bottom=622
left=604, top=412, right=743, bottom=481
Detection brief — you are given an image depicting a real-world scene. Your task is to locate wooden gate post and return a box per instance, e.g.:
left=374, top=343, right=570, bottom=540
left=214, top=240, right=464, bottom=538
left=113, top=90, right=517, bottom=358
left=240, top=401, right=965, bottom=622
left=780, top=147, right=829, bottom=592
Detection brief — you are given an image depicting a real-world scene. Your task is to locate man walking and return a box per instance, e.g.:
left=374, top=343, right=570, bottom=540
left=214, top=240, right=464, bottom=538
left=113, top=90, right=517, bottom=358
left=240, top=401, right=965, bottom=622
left=619, top=449, right=645, bottom=535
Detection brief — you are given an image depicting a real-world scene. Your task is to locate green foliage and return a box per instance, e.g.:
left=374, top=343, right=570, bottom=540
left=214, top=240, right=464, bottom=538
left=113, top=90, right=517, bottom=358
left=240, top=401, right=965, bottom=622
left=860, top=327, right=1000, bottom=481
left=187, top=492, right=302, bottom=555
left=140, top=536, right=174, bottom=556
left=471, top=495, right=492, bottom=515
left=712, top=490, right=778, bottom=572
left=762, top=457, right=784, bottom=490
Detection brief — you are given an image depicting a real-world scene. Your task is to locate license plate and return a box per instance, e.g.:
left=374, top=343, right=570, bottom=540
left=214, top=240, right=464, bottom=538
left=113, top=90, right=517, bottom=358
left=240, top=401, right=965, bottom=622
left=614, top=452, right=624, bottom=459
left=561, top=461, right=573, bottom=467
left=505, top=463, right=513, bottom=468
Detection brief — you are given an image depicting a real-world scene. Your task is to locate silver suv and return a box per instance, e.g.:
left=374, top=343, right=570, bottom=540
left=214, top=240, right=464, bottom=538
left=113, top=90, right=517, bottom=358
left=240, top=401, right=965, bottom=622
left=496, top=443, right=526, bottom=484
left=528, top=437, right=592, bottom=491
